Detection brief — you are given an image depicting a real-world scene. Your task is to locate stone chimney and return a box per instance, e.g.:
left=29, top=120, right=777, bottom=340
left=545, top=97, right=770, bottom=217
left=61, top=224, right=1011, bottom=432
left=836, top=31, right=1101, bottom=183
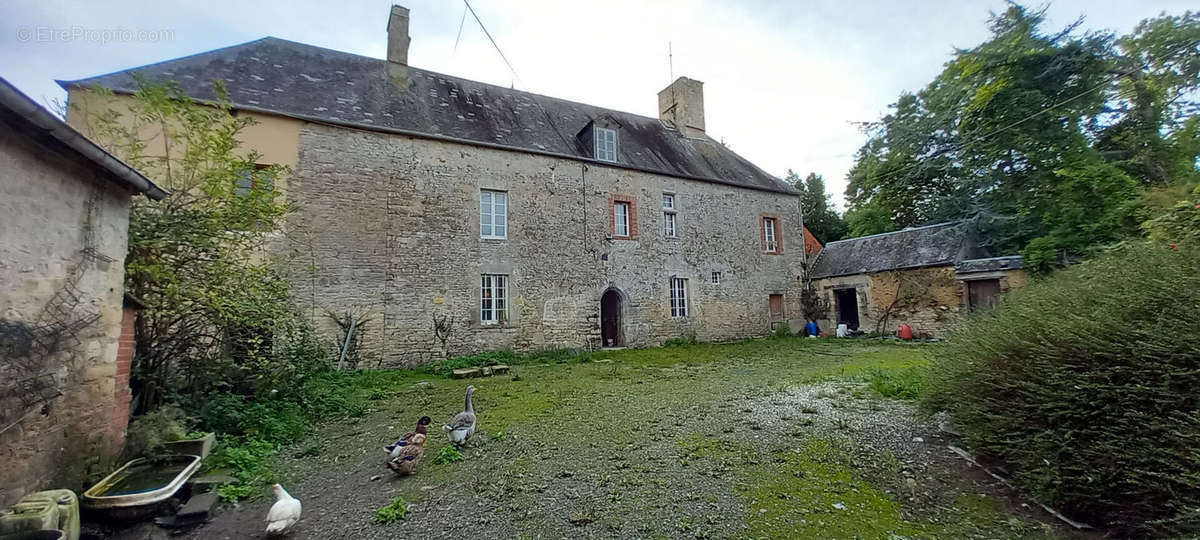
left=387, top=5, right=411, bottom=82
left=658, top=77, right=705, bottom=136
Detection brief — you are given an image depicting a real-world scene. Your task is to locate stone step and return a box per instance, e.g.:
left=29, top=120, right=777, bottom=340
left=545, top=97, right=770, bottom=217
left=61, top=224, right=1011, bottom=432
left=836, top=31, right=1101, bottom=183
left=483, top=364, right=509, bottom=376
left=176, top=492, right=219, bottom=520
left=453, top=365, right=511, bottom=378
left=187, top=474, right=238, bottom=493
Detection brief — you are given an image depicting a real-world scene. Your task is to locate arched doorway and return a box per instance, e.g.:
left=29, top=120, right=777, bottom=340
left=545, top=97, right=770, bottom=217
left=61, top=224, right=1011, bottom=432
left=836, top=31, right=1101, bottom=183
left=601, top=289, right=623, bottom=347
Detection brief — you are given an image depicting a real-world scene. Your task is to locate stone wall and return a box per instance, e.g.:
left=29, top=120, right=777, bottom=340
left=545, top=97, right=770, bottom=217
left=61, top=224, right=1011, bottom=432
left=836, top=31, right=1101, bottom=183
left=813, top=266, right=1029, bottom=337
left=282, top=123, right=806, bottom=367
left=0, top=128, right=132, bottom=507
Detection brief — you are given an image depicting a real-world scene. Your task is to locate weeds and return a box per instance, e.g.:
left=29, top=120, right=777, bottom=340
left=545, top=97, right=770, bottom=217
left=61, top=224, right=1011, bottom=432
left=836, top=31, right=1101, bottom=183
left=866, top=367, right=925, bottom=400
left=433, top=445, right=464, bottom=464
left=374, top=496, right=409, bottom=524
left=665, top=334, right=699, bottom=347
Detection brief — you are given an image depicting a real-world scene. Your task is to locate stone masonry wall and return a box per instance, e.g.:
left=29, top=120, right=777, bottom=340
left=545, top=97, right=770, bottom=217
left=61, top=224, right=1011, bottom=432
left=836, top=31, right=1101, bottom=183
left=814, top=266, right=1029, bottom=337
left=283, top=123, right=806, bottom=367
left=0, top=129, right=132, bottom=507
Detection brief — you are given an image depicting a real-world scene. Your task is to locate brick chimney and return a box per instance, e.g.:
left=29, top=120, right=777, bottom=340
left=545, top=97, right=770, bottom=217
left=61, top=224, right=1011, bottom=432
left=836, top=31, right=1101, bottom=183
left=658, top=77, right=705, bottom=136
left=387, top=5, right=411, bottom=82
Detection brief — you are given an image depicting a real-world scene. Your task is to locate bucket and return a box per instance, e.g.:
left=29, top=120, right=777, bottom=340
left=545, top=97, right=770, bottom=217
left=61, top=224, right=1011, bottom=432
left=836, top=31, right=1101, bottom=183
left=0, top=498, right=57, bottom=537
left=836, top=324, right=848, bottom=337
left=9, top=491, right=78, bottom=540
left=0, top=530, right=65, bottom=540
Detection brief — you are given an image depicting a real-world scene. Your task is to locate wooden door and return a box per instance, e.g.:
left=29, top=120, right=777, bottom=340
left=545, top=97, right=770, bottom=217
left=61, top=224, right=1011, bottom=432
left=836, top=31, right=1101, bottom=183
left=968, top=279, right=1002, bottom=311
left=769, top=294, right=784, bottom=323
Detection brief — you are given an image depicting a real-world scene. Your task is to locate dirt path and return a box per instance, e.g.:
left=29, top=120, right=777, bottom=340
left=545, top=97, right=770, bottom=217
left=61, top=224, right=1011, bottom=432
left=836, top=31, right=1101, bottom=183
left=175, top=341, right=1084, bottom=539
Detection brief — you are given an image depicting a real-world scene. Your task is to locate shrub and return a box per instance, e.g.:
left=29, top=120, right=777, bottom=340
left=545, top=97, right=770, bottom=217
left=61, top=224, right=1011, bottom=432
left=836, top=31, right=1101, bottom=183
left=204, top=436, right=278, bottom=501
left=771, top=323, right=792, bottom=339
left=241, top=401, right=309, bottom=444
left=197, top=394, right=249, bottom=435
left=123, top=405, right=191, bottom=459
left=922, top=242, right=1200, bottom=535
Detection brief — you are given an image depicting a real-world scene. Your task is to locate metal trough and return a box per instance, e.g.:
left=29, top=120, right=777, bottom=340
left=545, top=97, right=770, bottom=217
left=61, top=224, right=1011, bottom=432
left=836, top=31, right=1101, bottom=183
left=81, top=455, right=201, bottom=522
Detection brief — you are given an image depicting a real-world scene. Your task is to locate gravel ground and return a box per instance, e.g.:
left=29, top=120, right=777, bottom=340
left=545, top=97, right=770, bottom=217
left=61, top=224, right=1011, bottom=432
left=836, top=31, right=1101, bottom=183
left=161, top=340, right=1083, bottom=539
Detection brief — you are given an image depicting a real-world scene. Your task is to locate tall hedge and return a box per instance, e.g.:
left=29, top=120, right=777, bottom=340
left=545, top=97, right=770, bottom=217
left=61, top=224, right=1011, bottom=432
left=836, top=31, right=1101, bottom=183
left=922, top=243, right=1200, bottom=535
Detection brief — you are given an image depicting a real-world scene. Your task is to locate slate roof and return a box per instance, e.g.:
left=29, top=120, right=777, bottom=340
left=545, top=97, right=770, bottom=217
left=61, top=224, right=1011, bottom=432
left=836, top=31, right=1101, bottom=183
left=955, top=255, right=1024, bottom=274
left=60, top=37, right=794, bottom=195
left=810, top=221, right=991, bottom=279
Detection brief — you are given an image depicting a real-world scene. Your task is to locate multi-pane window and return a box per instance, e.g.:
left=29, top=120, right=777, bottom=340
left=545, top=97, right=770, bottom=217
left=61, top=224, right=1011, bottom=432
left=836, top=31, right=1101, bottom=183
left=595, top=127, right=617, bottom=162
left=662, top=193, right=677, bottom=238
left=663, top=213, right=677, bottom=238
left=480, top=190, right=508, bottom=239
left=235, top=164, right=275, bottom=197
left=614, top=202, right=630, bottom=237
left=763, top=217, right=778, bottom=252
left=670, top=277, right=688, bottom=317
left=480, top=274, right=508, bottom=324
left=711, top=271, right=722, bottom=284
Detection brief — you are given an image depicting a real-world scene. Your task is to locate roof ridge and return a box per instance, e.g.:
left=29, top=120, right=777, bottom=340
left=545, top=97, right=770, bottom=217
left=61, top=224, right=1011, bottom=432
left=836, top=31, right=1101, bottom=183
left=823, top=220, right=962, bottom=245
left=62, top=36, right=683, bottom=132
left=58, top=35, right=795, bottom=194
left=57, top=36, right=274, bottom=90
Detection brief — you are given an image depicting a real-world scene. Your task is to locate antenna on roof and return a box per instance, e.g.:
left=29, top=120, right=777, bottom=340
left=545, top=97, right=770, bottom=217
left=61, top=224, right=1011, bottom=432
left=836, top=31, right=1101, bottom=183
left=668, top=41, right=673, bottom=81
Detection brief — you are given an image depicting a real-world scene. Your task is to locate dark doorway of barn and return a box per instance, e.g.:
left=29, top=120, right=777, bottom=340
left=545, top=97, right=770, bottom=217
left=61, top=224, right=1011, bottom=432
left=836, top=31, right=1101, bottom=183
left=967, top=279, right=1002, bottom=311
left=834, top=288, right=859, bottom=330
left=601, top=289, right=622, bottom=347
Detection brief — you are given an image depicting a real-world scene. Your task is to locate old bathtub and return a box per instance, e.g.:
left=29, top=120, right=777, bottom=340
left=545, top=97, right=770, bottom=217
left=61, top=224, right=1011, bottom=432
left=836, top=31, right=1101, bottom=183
left=80, top=455, right=201, bottom=521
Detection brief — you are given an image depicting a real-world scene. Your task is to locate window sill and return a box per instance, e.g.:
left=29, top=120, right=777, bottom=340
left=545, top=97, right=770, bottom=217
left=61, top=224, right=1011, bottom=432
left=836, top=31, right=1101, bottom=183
left=481, top=236, right=508, bottom=242
left=476, top=322, right=518, bottom=330
left=610, top=235, right=636, bottom=241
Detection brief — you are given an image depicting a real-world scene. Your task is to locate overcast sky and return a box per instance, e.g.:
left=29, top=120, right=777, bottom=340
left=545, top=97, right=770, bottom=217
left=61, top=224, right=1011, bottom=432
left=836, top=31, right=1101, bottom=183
left=1, top=0, right=1192, bottom=208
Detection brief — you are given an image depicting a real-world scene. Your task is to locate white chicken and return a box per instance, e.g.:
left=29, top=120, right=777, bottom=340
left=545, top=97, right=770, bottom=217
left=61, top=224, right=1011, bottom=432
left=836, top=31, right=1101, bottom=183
left=265, top=484, right=301, bottom=536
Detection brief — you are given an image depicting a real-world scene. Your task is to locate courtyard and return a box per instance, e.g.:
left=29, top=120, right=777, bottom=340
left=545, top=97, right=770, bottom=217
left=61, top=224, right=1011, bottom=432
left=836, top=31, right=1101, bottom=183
left=182, top=338, right=1081, bottom=539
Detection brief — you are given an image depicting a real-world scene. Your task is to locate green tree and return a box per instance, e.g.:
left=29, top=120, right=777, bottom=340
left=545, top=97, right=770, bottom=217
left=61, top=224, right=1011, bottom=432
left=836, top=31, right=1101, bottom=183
left=1099, top=12, right=1200, bottom=186
left=787, top=170, right=849, bottom=242
left=843, top=4, right=1200, bottom=266
left=79, top=78, right=324, bottom=413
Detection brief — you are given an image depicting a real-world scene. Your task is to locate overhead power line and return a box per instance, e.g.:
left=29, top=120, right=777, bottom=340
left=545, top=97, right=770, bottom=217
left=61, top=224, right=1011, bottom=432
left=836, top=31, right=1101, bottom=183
left=453, top=3, right=468, bottom=54
left=463, top=0, right=524, bottom=87
left=460, top=0, right=577, bottom=155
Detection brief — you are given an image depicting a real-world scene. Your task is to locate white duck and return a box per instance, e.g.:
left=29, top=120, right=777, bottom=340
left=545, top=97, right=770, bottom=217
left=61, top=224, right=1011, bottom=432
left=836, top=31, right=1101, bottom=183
left=265, top=484, right=301, bottom=536
left=443, top=385, right=477, bottom=446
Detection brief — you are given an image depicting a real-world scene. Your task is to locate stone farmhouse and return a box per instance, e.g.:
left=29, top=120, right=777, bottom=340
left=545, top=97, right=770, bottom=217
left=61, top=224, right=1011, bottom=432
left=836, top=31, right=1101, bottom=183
left=62, top=6, right=824, bottom=367
left=0, top=77, right=166, bottom=507
left=809, top=221, right=1027, bottom=337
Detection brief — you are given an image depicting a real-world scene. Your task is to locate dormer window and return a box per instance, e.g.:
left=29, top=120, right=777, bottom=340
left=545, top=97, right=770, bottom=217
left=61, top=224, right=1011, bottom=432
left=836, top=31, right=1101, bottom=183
left=594, top=127, right=617, bottom=162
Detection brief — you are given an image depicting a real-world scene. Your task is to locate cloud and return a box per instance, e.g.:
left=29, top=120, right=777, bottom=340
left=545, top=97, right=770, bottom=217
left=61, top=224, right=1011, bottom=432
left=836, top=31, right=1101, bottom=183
left=2, top=0, right=1191, bottom=208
